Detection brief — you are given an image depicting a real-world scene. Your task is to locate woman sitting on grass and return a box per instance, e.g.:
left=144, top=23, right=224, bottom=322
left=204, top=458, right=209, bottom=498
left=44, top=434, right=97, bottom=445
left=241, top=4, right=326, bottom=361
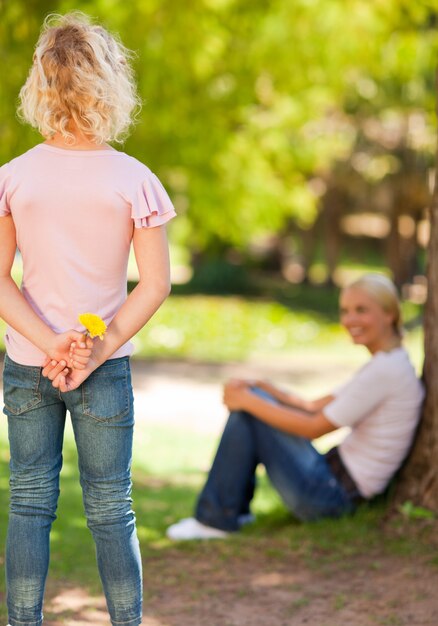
left=167, top=274, right=424, bottom=540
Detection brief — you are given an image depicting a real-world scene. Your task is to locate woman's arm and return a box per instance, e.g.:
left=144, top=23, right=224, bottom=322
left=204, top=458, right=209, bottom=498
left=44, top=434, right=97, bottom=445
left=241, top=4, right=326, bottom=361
left=0, top=215, right=88, bottom=365
left=223, top=381, right=336, bottom=440
left=49, top=224, right=171, bottom=391
left=253, top=379, right=334, bottom=413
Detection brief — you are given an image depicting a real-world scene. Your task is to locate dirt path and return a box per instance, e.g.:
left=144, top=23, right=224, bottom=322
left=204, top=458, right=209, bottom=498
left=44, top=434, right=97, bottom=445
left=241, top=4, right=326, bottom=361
left=45, top=539, right=438, bottom=626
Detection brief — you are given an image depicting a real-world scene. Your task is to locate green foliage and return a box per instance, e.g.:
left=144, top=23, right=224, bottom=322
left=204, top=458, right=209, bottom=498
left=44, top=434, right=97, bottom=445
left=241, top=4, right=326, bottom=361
left=187, top=259, right=255, bottom=294
left=1, top=0, right=437, bottom=258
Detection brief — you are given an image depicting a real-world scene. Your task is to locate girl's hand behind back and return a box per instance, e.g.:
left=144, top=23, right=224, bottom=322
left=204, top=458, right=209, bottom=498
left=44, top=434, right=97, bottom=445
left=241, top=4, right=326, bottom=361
left=42, top=351, right=99, bottom=391
left=52, top=355, right=100, bottom=392
left=42, top=335, right=94, bottom=382
left=68, top=336, right=94, bottom=369
left=46, top=330, right=91, bottom=367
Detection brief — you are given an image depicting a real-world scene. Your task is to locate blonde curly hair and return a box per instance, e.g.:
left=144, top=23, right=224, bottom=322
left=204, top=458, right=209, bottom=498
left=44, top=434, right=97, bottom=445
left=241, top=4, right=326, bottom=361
left=18, top=12, right=142, bottom=144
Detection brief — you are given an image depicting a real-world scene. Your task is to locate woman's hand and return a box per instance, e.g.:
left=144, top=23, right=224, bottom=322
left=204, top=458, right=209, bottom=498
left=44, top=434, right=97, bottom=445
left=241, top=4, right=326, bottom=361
left=223, top=379, right=252, bottom=412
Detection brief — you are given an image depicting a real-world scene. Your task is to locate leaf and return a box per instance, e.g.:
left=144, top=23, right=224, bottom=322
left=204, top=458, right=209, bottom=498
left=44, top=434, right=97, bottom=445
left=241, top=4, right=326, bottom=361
left=399, top=500, right=435, bottom=520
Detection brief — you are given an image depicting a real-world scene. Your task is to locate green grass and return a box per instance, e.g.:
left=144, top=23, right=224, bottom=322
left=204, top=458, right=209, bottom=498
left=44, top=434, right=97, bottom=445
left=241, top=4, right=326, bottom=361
left=132, top=294, right=346, bottom=361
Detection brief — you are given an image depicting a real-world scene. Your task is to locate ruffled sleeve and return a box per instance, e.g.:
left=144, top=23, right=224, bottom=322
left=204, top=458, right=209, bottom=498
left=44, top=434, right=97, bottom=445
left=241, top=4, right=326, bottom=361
left=131, top=169, right=176, bottom=228
left=0, top=162, right=11, bottom=217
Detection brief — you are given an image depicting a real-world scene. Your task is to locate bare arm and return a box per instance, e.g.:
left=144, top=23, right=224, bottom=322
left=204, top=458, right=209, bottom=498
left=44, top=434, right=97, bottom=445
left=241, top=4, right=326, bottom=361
left=223, top=381, right=337, bottom=440
left=244, top=379, right=335, bottom=413
left=92, top=224, right=171, bottom=363
left=0, top=215, right=86, bottom=363
left=51, top=224, right=172, bottom=391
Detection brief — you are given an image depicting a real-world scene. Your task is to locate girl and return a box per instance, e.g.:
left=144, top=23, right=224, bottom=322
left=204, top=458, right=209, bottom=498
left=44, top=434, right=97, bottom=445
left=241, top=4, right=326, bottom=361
left=167, top=274, right=424, bottom=539
left=0, top=12, right=175, bottom=626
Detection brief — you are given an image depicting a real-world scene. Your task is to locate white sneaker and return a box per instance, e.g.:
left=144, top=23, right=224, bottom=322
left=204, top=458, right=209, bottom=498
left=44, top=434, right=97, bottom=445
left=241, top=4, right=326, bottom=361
left=238, top=513, right=255, bottom=527
left=166, top=517, right=229, bottom=540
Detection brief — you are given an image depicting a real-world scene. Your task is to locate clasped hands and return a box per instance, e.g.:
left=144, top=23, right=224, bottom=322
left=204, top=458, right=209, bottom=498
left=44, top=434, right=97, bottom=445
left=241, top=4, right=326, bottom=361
left=41, top=330, right=96, bottom=392
left=223, top=378, right=259, bottom=412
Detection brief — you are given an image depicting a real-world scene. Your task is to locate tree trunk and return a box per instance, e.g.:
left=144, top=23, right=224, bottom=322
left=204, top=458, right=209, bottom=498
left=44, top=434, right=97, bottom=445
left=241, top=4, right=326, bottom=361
left=395, top=78, right=438, bottom=509
left=322, top=188, right=343, bottom=285
left=386, top=204, right=402, bottom=287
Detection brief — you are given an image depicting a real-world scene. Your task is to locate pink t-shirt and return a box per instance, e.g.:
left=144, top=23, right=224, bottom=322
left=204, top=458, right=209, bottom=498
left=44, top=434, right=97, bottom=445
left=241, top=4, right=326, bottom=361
left=0, top=144, right=176, bottom=366
left=324, top=348, right=424, bottom=498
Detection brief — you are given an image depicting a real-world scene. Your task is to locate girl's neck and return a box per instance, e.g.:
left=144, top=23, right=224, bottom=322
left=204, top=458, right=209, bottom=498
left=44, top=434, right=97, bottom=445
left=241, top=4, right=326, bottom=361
left=43, top=130, right=114, bottom=151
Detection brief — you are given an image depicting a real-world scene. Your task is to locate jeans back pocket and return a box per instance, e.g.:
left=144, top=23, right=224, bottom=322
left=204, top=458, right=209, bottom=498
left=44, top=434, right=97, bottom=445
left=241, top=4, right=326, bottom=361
left=82, top=359, right=131, bottom=422
left=3, top=358, right=42, bottom=415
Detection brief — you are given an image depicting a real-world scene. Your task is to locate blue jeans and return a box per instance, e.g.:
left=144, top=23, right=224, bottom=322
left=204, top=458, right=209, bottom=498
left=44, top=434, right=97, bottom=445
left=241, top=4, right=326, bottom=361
left=3, top=355, right=142, bottom=626
left=195, top=388, right=356, bottom=531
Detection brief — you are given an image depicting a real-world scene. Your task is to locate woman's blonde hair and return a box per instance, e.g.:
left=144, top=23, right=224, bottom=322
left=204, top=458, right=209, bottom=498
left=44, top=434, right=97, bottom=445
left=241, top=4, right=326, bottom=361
left=344, top=273, right=403, bottom=337
left=18, top=12, right=142, bottom=144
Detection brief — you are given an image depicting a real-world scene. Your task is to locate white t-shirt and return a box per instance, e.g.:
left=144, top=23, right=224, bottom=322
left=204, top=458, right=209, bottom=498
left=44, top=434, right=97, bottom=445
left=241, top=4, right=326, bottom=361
left=323, top=348, right=424, bottom=499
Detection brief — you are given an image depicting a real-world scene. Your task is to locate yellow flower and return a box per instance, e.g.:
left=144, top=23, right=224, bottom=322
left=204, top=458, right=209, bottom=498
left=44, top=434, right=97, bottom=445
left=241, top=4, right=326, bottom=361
left=78, top=313, right=107, bottom=340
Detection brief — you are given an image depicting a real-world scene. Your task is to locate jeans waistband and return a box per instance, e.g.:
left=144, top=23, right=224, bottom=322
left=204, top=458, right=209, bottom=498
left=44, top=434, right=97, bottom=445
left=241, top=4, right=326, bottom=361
left=325, top=447, right=364, bottom=505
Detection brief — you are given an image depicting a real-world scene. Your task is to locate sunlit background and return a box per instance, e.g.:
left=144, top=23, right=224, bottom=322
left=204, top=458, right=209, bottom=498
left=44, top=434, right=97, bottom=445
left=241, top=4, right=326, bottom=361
left=1, top=0, right=434, bottom=366
left=1, top=4, right=436, bottom=622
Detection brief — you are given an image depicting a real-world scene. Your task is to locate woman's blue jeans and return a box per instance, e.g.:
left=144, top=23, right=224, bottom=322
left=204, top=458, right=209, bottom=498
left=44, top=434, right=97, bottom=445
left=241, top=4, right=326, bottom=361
left=3, top=355, right=142, bottom=626
left=195, top=388, right=356, bottom=531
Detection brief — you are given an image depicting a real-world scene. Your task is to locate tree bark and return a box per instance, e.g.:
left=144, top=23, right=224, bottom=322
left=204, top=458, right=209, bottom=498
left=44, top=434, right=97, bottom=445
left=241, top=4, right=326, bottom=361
left=322, top=188, right=343, bottom=285
left=395, top=75, right=438, bottom=510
